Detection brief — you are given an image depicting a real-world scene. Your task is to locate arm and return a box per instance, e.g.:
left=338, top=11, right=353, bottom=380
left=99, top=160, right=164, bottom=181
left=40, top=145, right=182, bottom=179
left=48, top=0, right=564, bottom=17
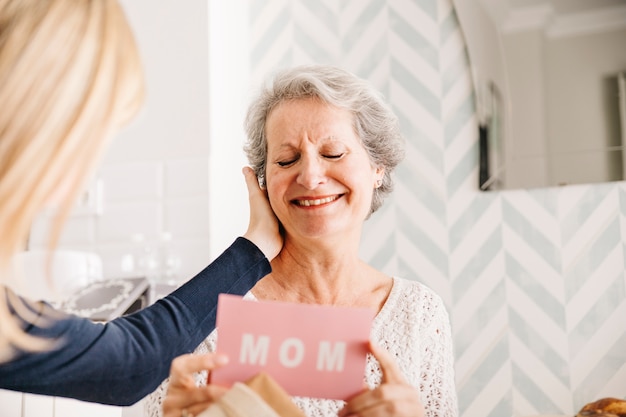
left=418, top=293, right=458, bottom=417
left=0, top=237, right=269, bottom=405
left=0, top=167, right=282, bottom=406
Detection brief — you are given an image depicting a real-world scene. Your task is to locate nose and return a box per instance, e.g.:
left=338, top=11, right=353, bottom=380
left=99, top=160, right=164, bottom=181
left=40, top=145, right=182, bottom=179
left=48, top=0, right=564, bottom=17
left=296, top=155, right=326, bottom=190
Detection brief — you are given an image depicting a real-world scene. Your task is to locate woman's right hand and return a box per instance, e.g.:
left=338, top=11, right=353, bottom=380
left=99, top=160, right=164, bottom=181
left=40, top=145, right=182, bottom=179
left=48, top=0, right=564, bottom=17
left=242, top=166, right=282, bottom=261
left=162, top=353, right=229, bottom=417
left=339, top=343, right=425, bottom=417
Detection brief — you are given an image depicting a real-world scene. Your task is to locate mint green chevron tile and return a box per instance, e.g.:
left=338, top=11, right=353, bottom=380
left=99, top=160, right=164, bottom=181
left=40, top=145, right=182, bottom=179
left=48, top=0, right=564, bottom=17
left=351, top=36, right=389, bottom=77
left=506, top=253, right=566, bottom=329
left=366, top=233, right=396, bottom=272
left=294, top=25, right=334, bottom=63
left=446, top=140, right=478, bottom=196
left=457, top=334, right=509, bottom=412
left=561, top=185, right=616, bottom=244
left=410, top=0, right=437, bottom=19
left=250, top=6, right=290, bottom=64
left=484, top=395, right=513, bottom=417
left=452, top=227, right=502, bottom=303
left=442, top=49, right=471, bottom=95
left=564, top=217, right=620, bottom=302
left=454, top=281, right=506, bottom=356
left=502, top=199, right=562, bottom=272
left=449, top=193, right=499, bottom=251
left=391, top=57, right=441, bottom=119
left=512, top=363, right=564, bottom=414
left=396, top=166, right=446, bottom=220
left=397, top=209, right=448, bottom=275
left=529, top=186, right=559, bottom=217
left=297, top=0, right=337, bottom=35
left=619, top=186, right=626, bottom=215
left=439, top=4, right=460, bottom=43
left=444, top=93, right=475, bottom=147
left=396, top=114, right=444, bottom=171
left=341, top=0, right=385, bottom=51
left=568, top=272, right=625, bottom=357
left=389, top=8, right=438, bottom=70
left=571, top=332, right=626, bottom=409
left=508, top=308, right=569, bottom=386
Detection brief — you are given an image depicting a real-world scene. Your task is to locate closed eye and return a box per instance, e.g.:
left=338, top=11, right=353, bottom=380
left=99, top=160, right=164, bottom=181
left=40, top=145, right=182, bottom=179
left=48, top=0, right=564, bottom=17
left=276, top=158, right=298, bottom=167
left=276, top=152, right=344, bottom=166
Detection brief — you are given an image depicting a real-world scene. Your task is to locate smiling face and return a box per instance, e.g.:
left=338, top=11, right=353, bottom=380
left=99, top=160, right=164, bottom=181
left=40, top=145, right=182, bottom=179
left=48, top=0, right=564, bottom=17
left=265, top=97, right=384, bottom=242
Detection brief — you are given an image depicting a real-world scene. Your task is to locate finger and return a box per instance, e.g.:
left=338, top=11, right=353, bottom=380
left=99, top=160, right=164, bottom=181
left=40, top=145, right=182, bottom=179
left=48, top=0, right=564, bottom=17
left=163, top=385, right=228, bottom=417
left=167, top=384, right=226, bottom=407
left=169, top=353, right=229, bottom=383
left=369, top=342, right=406, bottom=384
left=164, top=402, right=213, bottom=417
left=341, top=385, right=424, bottom=417
left=242, top=166, right=283, bottom=260
left=242, top=166, right=263, bottom=193
left=183, top=401, right=217, bottom=417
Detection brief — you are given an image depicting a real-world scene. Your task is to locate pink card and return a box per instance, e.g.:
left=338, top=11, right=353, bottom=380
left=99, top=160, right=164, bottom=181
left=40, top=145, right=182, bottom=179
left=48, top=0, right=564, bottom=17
left=210, top=293, right=375, bottom=400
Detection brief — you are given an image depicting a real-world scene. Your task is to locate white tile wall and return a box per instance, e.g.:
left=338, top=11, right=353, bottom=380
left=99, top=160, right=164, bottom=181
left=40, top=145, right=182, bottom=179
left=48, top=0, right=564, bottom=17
left=100, top=162, right=162, bottom=202
left=165, top=158, right=209, bottom=198
left=96, top=202, right=161, bottom=242
left=164, top=198, right=209, bottom=238
left=28, top=1, right=215, bottom=288
left=30, top=214, right=95, bottom=247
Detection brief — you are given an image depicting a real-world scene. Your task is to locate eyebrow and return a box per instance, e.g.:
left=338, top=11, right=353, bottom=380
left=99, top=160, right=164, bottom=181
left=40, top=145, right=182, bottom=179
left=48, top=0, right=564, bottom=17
left=275, top=135, right=338, bottom=149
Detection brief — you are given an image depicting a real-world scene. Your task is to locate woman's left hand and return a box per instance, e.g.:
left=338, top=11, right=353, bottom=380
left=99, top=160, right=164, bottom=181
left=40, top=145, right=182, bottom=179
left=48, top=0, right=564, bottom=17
left=162, top=353, right=229, bottom=417
left=338, top=342, right=425, bottom=417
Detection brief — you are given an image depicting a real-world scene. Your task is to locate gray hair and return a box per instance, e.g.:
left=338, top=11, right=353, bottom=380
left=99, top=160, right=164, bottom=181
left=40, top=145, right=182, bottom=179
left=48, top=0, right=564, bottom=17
left=243, top=65, right=405, bottom=215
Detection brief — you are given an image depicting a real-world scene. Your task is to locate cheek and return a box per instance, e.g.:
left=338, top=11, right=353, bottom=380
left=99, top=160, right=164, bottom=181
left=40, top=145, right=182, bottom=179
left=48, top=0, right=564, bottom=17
left=264, top=175, right=285, bottom=208
left=265, top=165, right=291, bottom=190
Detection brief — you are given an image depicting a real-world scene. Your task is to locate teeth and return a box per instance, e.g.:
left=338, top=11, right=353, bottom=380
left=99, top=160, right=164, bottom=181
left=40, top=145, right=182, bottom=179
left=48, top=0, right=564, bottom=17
left=296, top=196, right=338, bottom=206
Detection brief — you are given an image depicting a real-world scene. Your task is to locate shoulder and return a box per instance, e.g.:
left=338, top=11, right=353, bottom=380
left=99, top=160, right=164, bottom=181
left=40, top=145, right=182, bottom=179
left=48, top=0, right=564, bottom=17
left=389, top=277, right=447, bottom=308
left=378, top=277, right=450, bottom=328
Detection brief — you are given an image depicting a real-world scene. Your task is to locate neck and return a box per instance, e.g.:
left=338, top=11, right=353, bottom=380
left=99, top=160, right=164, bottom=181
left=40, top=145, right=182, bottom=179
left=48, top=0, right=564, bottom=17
left=261, top=237, right=385, bottom=307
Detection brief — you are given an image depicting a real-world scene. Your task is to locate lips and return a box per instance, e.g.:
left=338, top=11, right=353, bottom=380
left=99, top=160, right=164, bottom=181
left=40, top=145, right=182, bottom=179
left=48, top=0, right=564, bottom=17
left=293, top=195, right=340, bottom=207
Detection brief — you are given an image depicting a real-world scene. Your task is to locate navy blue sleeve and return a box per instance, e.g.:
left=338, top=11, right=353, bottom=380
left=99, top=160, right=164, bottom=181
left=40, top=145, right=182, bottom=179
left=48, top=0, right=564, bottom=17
left=0, top=237, right=270, bottom=406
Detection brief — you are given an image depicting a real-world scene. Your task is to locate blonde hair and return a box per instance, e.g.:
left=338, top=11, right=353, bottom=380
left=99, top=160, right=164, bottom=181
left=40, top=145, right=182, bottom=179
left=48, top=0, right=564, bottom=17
left=0, top=0, right=145, bottom=358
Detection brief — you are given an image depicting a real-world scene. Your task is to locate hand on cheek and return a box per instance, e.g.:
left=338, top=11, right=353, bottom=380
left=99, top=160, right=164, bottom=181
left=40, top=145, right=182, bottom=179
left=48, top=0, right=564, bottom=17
left=338, top=342, right=425, bottom=417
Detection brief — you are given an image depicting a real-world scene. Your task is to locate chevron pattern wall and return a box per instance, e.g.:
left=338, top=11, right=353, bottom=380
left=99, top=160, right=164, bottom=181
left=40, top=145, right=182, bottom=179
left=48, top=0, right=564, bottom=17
left=247, top=0, right=626, bottom=416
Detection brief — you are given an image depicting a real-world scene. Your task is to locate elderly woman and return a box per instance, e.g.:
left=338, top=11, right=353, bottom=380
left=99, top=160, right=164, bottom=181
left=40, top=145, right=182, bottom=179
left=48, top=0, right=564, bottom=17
left=149, top=65, right=458, bottom=417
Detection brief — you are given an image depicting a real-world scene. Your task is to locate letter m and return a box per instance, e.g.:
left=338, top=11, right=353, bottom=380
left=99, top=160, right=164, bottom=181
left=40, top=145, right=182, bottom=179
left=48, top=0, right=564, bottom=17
left=316, top=341, right=346, bottom=372
left=239, top=334, right=270, bottom=365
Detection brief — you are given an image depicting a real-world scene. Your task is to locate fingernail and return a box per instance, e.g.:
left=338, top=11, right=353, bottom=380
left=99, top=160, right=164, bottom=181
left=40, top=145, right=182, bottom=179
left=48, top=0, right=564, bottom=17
left=215, top=354, right=229, bottom=365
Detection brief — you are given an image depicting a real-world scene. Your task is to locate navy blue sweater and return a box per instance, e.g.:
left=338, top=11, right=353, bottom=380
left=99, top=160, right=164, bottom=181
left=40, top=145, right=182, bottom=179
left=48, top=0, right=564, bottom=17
left=0, top=237, right=270, bottom=405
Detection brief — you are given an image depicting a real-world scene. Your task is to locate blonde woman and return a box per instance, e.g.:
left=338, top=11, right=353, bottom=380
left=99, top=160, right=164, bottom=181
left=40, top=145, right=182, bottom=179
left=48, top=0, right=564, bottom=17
left=0, top=0, right=280, bottom=407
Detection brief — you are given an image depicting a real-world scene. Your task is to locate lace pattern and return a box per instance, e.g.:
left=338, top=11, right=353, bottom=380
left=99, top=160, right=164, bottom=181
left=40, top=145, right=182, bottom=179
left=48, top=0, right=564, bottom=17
left=144, top=277, right=458, bottom=417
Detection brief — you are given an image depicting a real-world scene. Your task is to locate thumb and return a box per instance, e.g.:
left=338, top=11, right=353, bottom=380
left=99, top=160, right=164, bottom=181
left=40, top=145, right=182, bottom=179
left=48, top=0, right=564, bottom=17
left=369, top=342, right=406, bottom=384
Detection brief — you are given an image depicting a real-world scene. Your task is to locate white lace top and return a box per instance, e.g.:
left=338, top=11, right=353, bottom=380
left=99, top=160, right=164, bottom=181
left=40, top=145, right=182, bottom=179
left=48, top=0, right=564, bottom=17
left=144, top=277, right=458, bottom=417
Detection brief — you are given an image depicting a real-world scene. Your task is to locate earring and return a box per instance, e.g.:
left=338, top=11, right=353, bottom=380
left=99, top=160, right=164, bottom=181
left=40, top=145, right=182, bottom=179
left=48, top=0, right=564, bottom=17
left=376, top=179, right=382, bottom=188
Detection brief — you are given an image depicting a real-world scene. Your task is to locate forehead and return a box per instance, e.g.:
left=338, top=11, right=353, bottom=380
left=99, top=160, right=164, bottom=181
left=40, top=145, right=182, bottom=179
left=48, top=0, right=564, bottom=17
left=265, top=98, right=357, bottom=145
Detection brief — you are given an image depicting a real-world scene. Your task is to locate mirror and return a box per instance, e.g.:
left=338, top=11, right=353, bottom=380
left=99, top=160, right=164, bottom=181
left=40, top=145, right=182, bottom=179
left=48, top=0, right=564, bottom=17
left=452, top=0, right=626, bottom=190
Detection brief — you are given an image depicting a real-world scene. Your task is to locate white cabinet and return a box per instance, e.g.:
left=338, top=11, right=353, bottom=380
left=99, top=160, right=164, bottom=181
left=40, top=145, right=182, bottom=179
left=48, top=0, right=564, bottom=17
left=54, top=397, right=122, bottom=417
left=0, top=390, right=123, bottom=417
left=22, top=394, right=54, bottom=417
left=0, top=390, right=22, bottom=416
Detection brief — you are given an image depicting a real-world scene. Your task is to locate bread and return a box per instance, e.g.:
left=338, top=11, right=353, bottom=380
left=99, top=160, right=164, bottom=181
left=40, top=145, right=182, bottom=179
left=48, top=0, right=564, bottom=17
left=576, top=397, right=626, bottom=416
